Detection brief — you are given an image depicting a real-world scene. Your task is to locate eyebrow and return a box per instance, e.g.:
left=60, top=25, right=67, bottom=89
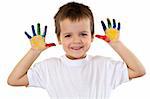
left=80, top=31, right=89, bottom=33
left=61, top=32, right=72, bottom=35
left=62, top=31, right=89, bottom=34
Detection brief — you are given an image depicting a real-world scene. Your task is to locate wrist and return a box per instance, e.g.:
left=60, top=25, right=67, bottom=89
left=29, top=48, right=42, bottom=55
left=109, top=40, right=122, bottom=47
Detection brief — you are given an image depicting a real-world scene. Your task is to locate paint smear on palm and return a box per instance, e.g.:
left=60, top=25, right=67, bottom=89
left=30, top=35, right=45, bottom=49
left=105, top=28, right=119, bottom=41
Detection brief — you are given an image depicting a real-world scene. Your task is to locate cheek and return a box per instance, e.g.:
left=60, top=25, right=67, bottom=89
left=84, top=37, right=92, bottom=44
left=61, top=39, right=70, bottom=47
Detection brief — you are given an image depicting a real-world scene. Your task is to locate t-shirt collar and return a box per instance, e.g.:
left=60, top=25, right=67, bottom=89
left=61, top=55, right=89, bottom=67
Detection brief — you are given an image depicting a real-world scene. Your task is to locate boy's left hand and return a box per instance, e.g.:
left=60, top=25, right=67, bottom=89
left=95, top=18, right=120, bottom=43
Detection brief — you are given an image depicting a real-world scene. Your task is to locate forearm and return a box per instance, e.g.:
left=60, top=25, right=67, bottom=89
left=8, top=48, right=41, bottom=84
left=110, top=40, right=145, bottom=78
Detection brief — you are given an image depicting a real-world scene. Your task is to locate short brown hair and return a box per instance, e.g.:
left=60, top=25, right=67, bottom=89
left=54, top=2, right=94, bottom=39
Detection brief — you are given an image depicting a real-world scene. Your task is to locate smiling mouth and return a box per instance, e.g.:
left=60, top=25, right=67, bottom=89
left=71, top=46, right=83, bottom=50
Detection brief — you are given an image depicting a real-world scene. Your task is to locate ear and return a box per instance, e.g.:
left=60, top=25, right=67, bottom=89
left=58, top=40, right=61, bottom=45
left=58, top=38, right=62, bottom=45
left=56, top=35, right=62, bottom=45
left=91, top=35, right=94, bottom=42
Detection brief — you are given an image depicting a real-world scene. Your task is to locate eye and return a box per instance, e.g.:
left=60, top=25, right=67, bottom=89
left=80, top=32, right=88, bottom=36
left=64, top=34, right=71, bottom=38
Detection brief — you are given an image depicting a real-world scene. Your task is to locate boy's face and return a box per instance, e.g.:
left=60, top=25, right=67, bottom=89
left=59, top=18, right=93, bottom=60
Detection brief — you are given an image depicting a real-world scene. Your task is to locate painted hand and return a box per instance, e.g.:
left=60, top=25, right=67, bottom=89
left=95, top=18, right=120, bottom=43
left=25, top=23, right=56, bottom=51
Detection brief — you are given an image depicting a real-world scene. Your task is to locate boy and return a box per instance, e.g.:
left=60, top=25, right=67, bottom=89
left=7, top=2, right=145, bottom=99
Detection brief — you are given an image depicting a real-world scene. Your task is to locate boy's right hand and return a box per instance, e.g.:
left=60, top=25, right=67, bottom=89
left=25, top=23, right=56, bottom=52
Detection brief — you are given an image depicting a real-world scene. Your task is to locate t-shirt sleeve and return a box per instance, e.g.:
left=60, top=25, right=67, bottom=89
left=27, top=62, right=47, bottom=89
left=109, top=60, right=129, bottom=89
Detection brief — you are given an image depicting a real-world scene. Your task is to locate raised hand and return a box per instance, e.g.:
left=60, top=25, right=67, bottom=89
left=25, top=23, right=56, bottom=51
left=95, top=18, right=120, bottom=43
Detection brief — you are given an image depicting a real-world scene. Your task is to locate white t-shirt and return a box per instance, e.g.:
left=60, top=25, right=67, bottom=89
left=27, top=55, right=129, bottom=99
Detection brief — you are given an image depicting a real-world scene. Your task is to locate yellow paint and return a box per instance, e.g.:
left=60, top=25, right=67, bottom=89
left=30, top=35, right=45, bottom=49
left=105, top=28, right=119, bottom=41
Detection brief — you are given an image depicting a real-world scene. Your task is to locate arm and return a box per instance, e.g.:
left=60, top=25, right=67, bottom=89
left=95, top=18, right=145, bottom=79
left=7, top=49, right=41, bottom=86
left=7, top=23, right=55, bottom=86
left=109, top=40, right=145, bottom=79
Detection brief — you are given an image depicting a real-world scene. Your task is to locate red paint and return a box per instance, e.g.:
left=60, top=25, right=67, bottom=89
left=45, top=43, right=56, bottom=47
left=95, top=35, right=110, bottom=43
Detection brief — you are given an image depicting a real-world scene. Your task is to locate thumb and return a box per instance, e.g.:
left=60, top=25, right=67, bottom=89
left=45, top=43, right=56, bottom=48
left=95, top=35, right=110, bottom=43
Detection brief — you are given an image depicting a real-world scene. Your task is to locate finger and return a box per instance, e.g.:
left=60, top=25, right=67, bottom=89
left=42, top=26, right=47, bottom=37
left=95, top=35, right=107, bottom=39
left=113, top=19, right=116, bottom=28
left=107, top=18, right=112, bottom=28
left=37, top=23, right=41, bottom=35
left=117, top=22, right=121, bottom=30
left=45, top=43, right=56, bottom=47
left=101, top=21, right=107, bottom=31
left=25, top=31, right=32, bottom=39
left=31, top=25, right=36, bottom=36
left=95, top=35, right=110, bottom=42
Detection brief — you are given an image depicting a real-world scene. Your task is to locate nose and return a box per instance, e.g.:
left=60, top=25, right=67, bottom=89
left=72, top=35, right=81, bottom=43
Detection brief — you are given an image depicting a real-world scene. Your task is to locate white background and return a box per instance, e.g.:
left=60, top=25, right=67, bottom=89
left=0, top=0, right=150, bottom=99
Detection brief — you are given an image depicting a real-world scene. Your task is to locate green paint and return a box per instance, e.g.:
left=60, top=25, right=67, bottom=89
left=107, top=18, right=112, bottom=28
left=37, top=23, right=41, bottom=35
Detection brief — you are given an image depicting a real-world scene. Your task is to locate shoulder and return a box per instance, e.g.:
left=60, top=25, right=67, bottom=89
left=33, top=57, right=62, bottom=69
left=43, top=57, right=61, bottom=64
left=88, top=55, right=125, bottom=68
left=88, top=55, right=112, bottom=63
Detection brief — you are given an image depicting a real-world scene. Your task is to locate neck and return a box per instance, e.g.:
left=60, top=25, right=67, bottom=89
left=65, top=55, right=86, bottom=60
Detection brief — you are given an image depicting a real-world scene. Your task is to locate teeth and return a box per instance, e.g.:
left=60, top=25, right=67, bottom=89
left=71, top=47, right=82, bottom=50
